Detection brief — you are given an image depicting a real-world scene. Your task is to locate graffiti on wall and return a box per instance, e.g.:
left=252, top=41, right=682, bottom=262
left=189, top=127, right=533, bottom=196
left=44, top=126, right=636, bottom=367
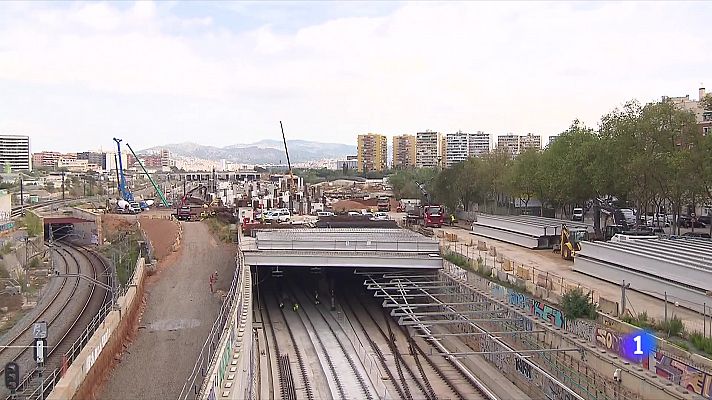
left=508, top=288, right=528, bottom=309
left=543, top=379, right=576, bottom=400
left=565, top=319, right=595, bottom=342
left=531, top=299, right=565, bottom=328
left=654, top=353, right=712, bottom=399
left=595, top=327, right=622, bottom=355
left=515, top=357, right=533, bottom=381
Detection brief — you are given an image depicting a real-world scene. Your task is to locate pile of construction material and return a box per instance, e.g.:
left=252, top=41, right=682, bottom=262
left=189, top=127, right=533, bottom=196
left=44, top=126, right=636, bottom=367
left=575, top=237, right=712, bottom=311
left=470, top=214, right=592, bottom=249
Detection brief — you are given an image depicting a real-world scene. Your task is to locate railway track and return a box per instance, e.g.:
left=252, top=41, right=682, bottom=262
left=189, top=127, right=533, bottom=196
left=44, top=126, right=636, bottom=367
left=291, top=285, right=376, bottom=400
left=367, top=273, right=495, bottom=400
left=344, top=293, right=438, bottom=400
left=0, top=242, right=109, bottom=399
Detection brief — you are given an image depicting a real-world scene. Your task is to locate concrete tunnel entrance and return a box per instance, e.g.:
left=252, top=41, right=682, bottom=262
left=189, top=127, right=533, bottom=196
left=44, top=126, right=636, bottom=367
left=43, top=217, right=98, bottom=244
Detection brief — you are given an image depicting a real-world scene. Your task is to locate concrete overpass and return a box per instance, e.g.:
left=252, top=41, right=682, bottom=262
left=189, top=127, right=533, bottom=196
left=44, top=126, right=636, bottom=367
left=242, top=228, right=443, bottom=269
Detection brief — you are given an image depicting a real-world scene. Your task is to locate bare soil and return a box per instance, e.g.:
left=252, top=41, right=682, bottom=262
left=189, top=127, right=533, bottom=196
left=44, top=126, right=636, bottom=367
left=138, top=217, right=179, bottom=260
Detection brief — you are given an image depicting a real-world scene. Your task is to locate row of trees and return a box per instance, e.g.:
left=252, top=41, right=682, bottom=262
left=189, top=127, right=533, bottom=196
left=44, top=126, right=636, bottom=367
left=389, top=97, right=712, bottom=233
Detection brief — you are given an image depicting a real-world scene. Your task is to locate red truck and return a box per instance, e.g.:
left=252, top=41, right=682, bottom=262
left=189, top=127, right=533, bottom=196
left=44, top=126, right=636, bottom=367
left=405, top=205, right=445, bottom=228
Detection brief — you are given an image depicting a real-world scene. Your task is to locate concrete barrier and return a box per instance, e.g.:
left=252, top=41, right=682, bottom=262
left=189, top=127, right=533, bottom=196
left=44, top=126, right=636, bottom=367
left=48, top=257, right=147, bottom=400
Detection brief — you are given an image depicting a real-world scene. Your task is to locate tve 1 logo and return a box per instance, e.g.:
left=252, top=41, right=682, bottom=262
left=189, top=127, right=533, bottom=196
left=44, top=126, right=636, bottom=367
left=620, top=330, right=656, bottom=362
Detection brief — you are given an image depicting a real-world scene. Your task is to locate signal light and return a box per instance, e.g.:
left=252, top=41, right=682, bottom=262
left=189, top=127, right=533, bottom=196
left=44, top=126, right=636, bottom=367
left=5, top=361, right=19, bottom=390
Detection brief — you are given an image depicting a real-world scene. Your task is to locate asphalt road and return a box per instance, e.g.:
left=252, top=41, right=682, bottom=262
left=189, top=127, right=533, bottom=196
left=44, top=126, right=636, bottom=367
left=97, top=221, right=236, bottom=400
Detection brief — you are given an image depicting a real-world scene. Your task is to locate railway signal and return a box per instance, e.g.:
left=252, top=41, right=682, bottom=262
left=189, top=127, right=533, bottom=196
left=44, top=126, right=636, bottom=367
left=4, top=361, right=19, bottom=392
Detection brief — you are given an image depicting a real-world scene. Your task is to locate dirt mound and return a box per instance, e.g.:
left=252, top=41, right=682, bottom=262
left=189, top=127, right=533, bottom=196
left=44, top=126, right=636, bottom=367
left=102, top=215, right=136, bottom=238
left=331, top=200, right=370, bottom=212
left=138, top=217, right=179, bottom=260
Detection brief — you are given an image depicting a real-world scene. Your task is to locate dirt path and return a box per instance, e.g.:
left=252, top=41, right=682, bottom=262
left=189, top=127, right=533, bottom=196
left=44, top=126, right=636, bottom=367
left=97, top=221, right=236, bottom=400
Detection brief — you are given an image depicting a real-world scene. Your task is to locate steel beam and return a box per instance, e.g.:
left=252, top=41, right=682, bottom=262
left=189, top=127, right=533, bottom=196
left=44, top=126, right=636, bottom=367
left=391, top=309, right=507, bottom=317
left=440, top=348, right=583, bottom=356
left=416, top=330, right=546, bottom=337
left=398, top=318, right=519, bottom=326
left=244, top=251, right=443, bottom=269
left=381, top=301, right=491, bottom=308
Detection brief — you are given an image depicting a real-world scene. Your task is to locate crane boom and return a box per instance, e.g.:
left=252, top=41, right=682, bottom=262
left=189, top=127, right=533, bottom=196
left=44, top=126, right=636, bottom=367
left=279, top=121, right=296, bottom=193
left=113, top=138, right=133, bottom=202
left=125, top=143, right=169, bottom=207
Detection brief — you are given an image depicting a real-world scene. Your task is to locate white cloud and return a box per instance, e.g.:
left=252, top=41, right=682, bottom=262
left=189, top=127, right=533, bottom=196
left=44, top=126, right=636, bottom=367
left=0, top=1, right=709, bottom=152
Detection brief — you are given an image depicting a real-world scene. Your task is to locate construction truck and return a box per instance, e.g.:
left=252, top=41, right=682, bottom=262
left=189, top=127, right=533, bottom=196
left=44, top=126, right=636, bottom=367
left=558, top=224, right=587, bottom=260
left=377, top=196, right=391, bottom=212
left=405, top=204, right=446, bottom=228
left=404, top=182, right=445, bottom=228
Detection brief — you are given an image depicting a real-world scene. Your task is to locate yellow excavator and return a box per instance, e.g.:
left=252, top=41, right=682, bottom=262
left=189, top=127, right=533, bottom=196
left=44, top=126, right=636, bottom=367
left=560, top=224, right=587, bottom=260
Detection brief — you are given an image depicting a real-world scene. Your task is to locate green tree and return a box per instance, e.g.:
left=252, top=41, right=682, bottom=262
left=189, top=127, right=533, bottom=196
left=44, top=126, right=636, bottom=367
left=508, top=148, right=540, bottom=211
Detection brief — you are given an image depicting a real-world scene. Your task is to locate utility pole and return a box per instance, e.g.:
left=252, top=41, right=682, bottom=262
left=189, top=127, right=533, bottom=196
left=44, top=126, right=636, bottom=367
left=61, top=172, right=65, bottom=200
left=620, top=280, right=630, bottom=316
left=19, top=177, right=24, bottom=208
left=664, top=291, right=668, bottom=323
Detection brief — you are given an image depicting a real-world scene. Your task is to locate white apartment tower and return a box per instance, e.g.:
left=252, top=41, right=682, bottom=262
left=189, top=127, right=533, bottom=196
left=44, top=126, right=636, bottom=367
left=415, top=131, right=443, bottom=168
left=519, top=133, right=542, bottom=152
left=445, top=131, right=491, bottom=168
left=0, top=135, right=31, bottom=171
left=497, top=133, right=520, bottom=155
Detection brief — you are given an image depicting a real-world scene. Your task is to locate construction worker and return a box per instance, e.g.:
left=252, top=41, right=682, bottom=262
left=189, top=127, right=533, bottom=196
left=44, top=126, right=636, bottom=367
left=314, top=290, right=320, bottom=305
left=450, top=214, right=455, bottom=226
left=209, top=272, right=216, bottom=293
left=293, top=302, right=299, bottom=312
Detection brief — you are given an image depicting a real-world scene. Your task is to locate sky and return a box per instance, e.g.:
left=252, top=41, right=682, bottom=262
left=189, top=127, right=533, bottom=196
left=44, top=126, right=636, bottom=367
left=0, top=1, right=710, bottom=153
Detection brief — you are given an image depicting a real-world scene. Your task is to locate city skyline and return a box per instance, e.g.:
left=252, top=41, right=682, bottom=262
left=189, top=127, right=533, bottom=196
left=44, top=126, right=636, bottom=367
left=0, top=2, right=710, bottom=152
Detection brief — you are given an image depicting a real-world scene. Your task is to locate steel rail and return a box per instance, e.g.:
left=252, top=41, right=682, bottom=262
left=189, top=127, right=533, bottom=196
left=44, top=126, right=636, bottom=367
left=273, top=292, right=314, bottom=400
left=340, top=295, right=410, bottom=400
left=2, top=243, right=108, bottom=399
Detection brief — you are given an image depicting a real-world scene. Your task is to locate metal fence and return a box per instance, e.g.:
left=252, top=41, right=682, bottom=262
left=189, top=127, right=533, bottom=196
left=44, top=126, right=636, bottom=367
left=439, top=239, right=606, bottom=306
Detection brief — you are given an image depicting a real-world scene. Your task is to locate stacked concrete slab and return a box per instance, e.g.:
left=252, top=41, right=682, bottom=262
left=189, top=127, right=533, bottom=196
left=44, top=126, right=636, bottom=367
left=575, top=237, right=712, bottom=311
left=470, top=214, right=593, bottom=249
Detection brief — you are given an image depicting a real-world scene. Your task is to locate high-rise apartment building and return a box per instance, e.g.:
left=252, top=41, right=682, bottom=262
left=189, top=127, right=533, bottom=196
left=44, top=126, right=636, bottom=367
left=357, top=133, right=387, bottom=173
left=497, top=133, right=541, bottom=155
left=0, top=135, right=31, bottom=171
left=519, top=133, right=542, bottom=152
left=444, top=131, right=491, bottom=168
left=392, top=134, right=416, bottom=169
left=160, top=149, right=171, bottom=168
left=497, top=134, right=520, bottom=155
left=416, top=131, right=443, bottom=168
left=547, top=135, right=559, bottom=147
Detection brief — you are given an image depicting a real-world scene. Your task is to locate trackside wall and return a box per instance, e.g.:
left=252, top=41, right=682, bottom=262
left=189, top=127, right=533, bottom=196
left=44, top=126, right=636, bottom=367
left=47, top=257, right=147, bottom=400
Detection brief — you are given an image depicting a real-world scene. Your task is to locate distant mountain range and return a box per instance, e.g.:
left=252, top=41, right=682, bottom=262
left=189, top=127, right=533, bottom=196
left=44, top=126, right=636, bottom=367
left=139, top=140, right=356, bottom=164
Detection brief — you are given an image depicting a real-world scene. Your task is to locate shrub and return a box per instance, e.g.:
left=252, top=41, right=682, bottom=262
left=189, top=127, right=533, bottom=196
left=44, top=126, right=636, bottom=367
left=659, top=316, right=685, bottom=338
left=690, top=333, right=712, bottom=356
left=561, top=287, right=597, bottom=320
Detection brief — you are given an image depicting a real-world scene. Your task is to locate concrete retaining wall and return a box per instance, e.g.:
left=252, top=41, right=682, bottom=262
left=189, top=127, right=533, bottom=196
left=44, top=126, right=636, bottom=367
left=48, top=257, right=147, bottom=400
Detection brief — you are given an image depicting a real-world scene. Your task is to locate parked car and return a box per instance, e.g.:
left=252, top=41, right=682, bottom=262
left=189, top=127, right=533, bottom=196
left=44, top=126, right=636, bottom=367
left=317, top=211, right=335, bottom=217
left=677, top=216, right=706, bottom=228
left=698, top=216, right=711, bottom=225
left=681, top=232, right=711, bottom=239
left=347, top=211, right=362, bottom=216
left=371, top=212, right=389, bottom=221
left=572, top=207, right=584, bottom=222
left=267, top=210, right=291, bottom=223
